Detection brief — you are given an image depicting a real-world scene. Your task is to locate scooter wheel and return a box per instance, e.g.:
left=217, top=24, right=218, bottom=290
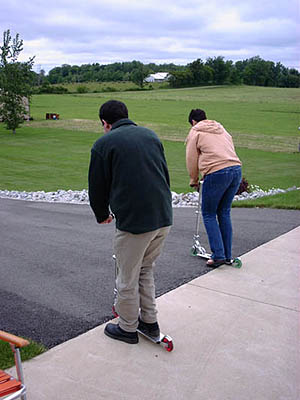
left=112, top=305, right=119, bottom=317
left=190, top=246, right=198, bottom=256
left=161, top=336, right=174, bottom=352
left=232, top=257, right=242, bottom=268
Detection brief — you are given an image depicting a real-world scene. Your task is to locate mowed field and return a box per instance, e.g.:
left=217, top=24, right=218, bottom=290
left=0, top=85, right=299, bottom=206
left=29, top=85, right=299, bottom=150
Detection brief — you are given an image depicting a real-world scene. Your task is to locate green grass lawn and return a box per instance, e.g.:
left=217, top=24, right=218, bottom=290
left=0, top=85, right=300, bottom=208
left=1, top=126, right=299, bottom=195
left=233, top=189, right=300, bottom=210
left=0, top=339, right=46, bottom=370
left=29, top=85, right=300, bottom=151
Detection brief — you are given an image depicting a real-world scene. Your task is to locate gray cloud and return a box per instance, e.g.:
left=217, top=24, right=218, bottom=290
left=0, top=0, right=298, bottom=72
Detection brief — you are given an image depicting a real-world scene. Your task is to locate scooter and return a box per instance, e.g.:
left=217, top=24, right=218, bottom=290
left=112, top=255, right=174, bottom=351
left=190, top=181, right=242, bottom=268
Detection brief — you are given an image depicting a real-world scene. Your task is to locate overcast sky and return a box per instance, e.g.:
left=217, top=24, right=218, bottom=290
left=1, top=0, right=299, bottom=73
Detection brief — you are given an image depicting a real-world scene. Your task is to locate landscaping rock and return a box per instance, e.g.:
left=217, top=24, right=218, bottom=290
left=0, top=186, right=298, bottom=207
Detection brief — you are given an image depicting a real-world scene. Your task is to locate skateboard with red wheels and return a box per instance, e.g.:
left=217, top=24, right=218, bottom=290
left=137, top=329, right=174, bottom=352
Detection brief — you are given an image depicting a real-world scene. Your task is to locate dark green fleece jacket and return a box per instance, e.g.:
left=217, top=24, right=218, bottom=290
left=88, top=119, right=172, bottom=234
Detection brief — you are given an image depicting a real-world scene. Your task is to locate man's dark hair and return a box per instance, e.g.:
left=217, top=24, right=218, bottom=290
left=188, top=109, right=207, bottom=125
left=99, top=100, right=128, bottom=124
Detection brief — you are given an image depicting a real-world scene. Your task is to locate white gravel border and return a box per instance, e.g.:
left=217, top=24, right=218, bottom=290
left=0, top=186, right=298, bottom=207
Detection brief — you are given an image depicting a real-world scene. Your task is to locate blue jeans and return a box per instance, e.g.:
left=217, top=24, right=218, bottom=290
left=201, top=166, right=242, bottom=260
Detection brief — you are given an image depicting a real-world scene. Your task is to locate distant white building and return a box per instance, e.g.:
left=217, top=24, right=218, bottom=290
left=144, top=72, right=171, bottom=83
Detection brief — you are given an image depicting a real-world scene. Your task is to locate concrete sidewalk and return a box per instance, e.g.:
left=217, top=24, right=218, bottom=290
left=16, top=226, right=299, bottom=400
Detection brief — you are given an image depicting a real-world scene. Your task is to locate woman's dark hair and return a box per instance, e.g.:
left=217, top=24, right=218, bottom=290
left=99, top=100, right=128, bottom=124
left=188, top=109, right=207, bottom=125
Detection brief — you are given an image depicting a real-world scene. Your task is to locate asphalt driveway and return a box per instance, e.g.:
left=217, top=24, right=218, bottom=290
left=1, top=198, right=299, bottom=347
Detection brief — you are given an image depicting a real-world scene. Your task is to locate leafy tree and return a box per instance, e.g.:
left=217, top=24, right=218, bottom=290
left=235, top=60, right=248, bottom=75
left=242, top=56, right=270, bottom=86
left=130, top=62, right=149, bottom=88
left=284, top=70, right=300, bottom=88
left=205, top=56, right=231, bottom=85
left=36, top=68, right=46, bottom=86
left=228, top=65, right=242, bottom=85
left=188, top=58, right=213, bottom=85
left=168, top=70, right=193, bottom=88
left=0, top=30, right=35, bottom=133
left=48, top=67, right=63, bottom=84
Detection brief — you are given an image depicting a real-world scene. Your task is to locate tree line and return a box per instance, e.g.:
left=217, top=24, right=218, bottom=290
left=34, top=61, right=184, bottom=89
left=33, top=56, right=300, bottom=89
left=169, top=56, right=299, bottom=88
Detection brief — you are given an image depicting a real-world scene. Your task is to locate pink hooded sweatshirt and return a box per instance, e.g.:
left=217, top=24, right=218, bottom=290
left=186, top=119, right=242, bottom=186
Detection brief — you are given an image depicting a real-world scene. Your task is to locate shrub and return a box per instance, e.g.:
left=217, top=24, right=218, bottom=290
left=34, top=84, right=69, bottom=94
left=102, top=86, right=117, bottom=92
left=236, top=177, right=249, bottom=195
left=76, top=85, right=88, bottom=93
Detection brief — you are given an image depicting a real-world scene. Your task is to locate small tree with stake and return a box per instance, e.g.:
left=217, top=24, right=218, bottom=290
left=0, top=30, right=35, bottom=134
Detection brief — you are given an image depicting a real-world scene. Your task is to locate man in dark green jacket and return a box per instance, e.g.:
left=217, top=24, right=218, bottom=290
left=88, top=100, right=172, bottom=344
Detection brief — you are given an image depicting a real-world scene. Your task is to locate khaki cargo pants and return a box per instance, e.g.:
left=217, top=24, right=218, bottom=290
left=113, top=226, right=171, bottom=332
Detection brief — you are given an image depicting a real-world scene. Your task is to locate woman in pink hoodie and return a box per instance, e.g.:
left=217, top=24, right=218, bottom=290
left=186, top=109, right=242, bottom=267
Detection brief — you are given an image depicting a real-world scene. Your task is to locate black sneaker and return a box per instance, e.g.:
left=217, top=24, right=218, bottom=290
left=137, top=318, right=160, bottom=338
left=104, top=323, right=138, bottom=344
left=225, top=259, right=233, bottom=265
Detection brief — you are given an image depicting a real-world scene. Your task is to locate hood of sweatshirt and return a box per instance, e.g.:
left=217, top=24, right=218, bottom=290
left=193, top=119, right=224, bottom=135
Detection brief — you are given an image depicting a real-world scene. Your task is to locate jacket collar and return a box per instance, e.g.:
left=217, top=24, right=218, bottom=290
left=111, top=118, right=137, bottom=130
